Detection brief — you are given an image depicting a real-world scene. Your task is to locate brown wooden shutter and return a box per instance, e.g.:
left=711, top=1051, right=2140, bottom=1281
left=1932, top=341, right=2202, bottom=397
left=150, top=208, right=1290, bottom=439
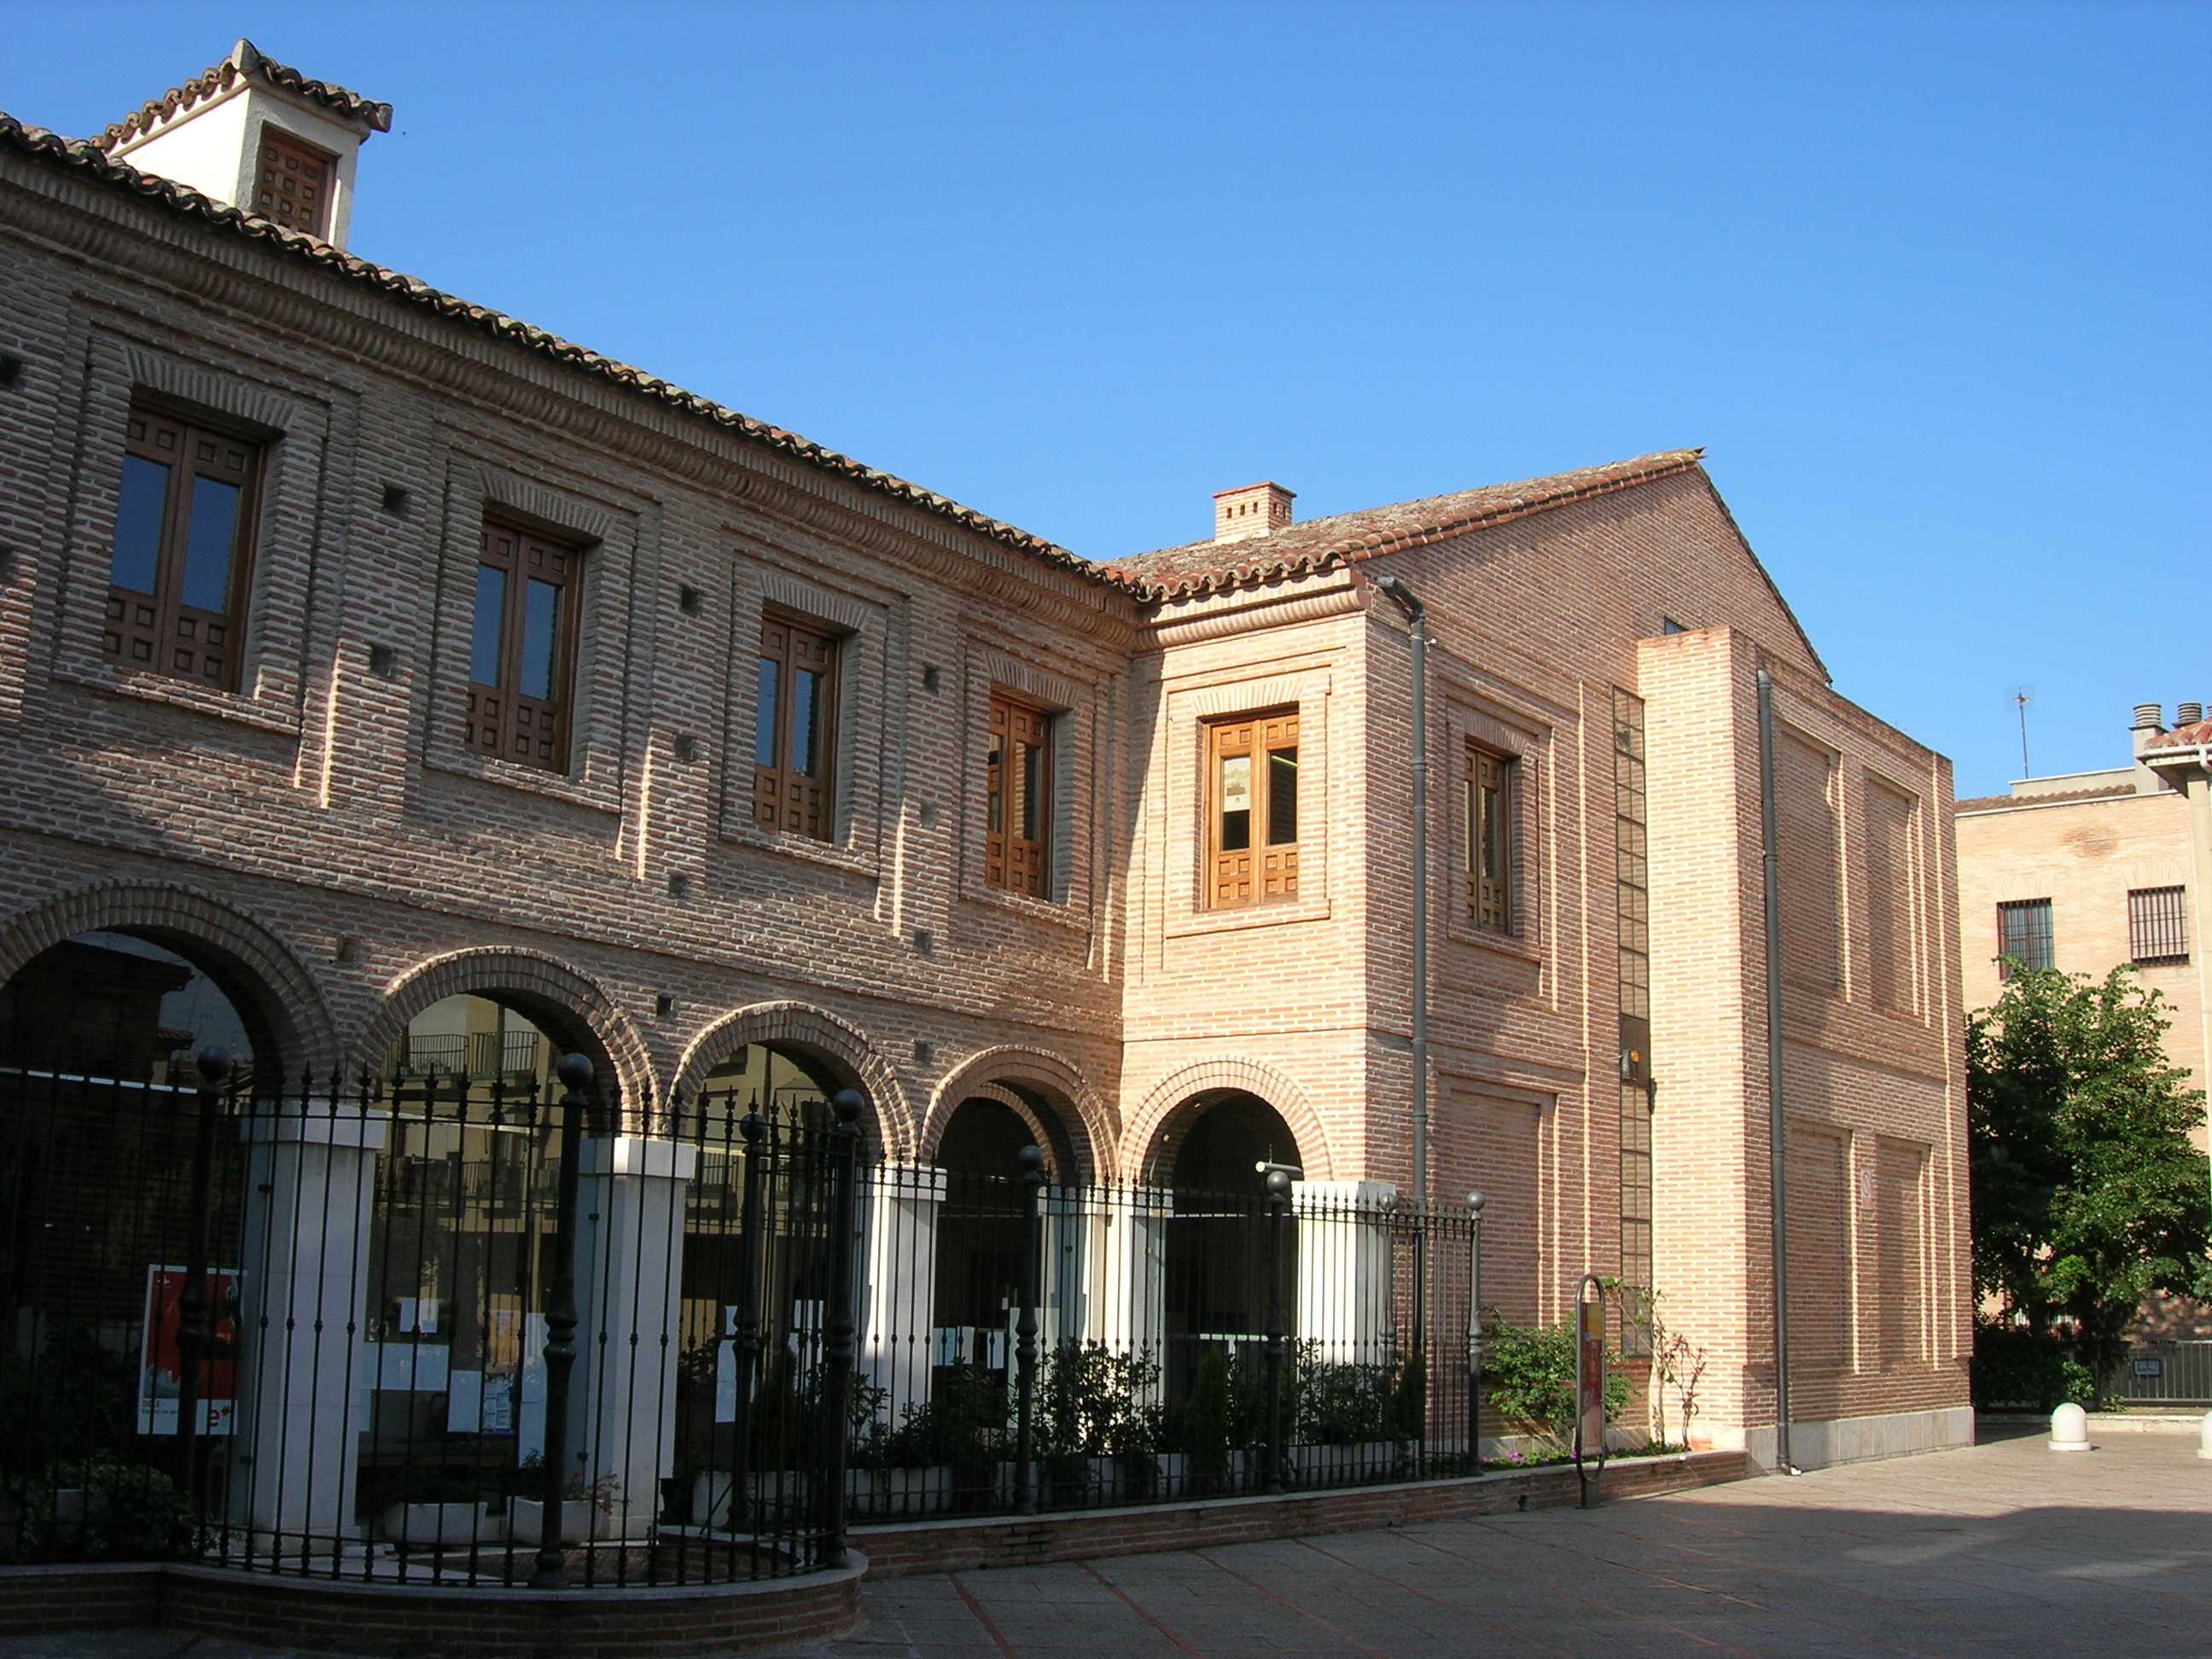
left=106, top=404, right=257, bottom=690
left=252, top=129, right=335, bottom=237
left=1258, top=710, right=1298, bottom=902
left=987, top=692, right=1051, bottom=898
left=754, top=613, right=838, bottom=841
left=1209, top=717, right=1255, bottom=908
left=1473, top=748, right=1511, bottom=931
left=467, top=520, right=575, bottom=771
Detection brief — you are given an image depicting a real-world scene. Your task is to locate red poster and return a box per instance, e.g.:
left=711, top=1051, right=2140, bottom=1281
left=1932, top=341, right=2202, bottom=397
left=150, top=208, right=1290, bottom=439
left=138, top=1265, right=241, bottom=1436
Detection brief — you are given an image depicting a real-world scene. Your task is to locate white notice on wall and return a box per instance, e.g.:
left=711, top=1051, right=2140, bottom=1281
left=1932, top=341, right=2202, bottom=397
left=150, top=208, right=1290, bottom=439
left=446, top=1370, right=483, bottom=1432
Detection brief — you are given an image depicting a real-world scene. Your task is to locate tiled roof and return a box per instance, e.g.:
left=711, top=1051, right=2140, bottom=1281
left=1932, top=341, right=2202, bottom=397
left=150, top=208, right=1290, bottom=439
left=90, top=40, right=393, bottom=153
left=1953, top=783, right=2138, bottom=813
left=0, top=113, right=1132, bottom=597
left=1107, top=450, right=1706, bottom=598
left=2145, top=719, right=2212, bottom=750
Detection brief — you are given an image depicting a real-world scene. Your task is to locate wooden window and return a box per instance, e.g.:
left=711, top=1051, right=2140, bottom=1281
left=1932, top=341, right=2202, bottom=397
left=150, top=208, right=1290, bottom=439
left=754, top=612, right=838, bottom=840
left=2128, top=887, right=2188, bottom=963
left=103, top=402, right=260, bottom=690
left=1208, top=710, right=1299, bottom=908
left=1465, top=745, right=1514, bottom=932
left=1996, top=899, right=2053, bottom=977
left=251, top=128, right=336, bottom=237
left=986, top=690, right=1053, bottom=898
left=464, top=519, right=579, bottom=771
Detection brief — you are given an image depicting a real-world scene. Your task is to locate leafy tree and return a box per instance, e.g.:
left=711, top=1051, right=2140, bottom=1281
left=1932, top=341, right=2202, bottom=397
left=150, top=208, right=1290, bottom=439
left=1969, top=964, right=2210, bottom=1377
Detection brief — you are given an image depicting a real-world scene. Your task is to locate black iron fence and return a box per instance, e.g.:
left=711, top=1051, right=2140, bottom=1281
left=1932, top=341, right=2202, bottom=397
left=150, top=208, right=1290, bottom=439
left=0, top=1049, right=1491, bottom=1588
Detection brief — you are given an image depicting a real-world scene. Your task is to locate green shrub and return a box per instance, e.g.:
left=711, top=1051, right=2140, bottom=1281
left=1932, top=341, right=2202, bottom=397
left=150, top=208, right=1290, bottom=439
left=15, top=1455, right=194, bottom=1563
left=1180, top=1348, right=1232, bottom=1492
left=1480, top=1316, right=1629, bottom=1453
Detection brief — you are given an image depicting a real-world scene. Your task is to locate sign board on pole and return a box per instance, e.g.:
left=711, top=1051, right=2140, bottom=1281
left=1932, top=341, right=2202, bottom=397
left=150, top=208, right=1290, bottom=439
left=137, top=1264, right=241, bottom=1436
left=1572, top=1272, right=1606, bottom=1506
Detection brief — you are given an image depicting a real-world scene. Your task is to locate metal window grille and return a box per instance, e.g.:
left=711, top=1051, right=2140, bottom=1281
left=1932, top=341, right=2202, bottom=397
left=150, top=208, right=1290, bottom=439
left=1997, top=899, right=2053, bottom=976
left=2128, top=886, right=2189, bottom=963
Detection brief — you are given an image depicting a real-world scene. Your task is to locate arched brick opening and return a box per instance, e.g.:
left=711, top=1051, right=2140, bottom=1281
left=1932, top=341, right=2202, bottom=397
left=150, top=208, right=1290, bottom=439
left=1123, top=1057, right=1335, bottom=1185
left=672, top=1000, right=907, bottom=1161
left=0, top=879, right=337, bottom=1079
left=359, top=947, right=654, bottom=1107
left=920, top=1045, right=1114, bottom=1183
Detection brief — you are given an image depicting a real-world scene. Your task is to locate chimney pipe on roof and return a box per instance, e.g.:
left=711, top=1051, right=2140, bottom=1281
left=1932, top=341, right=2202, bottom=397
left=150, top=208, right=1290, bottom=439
left=1213, top=483, right=1295, bottom=546
left=2133, top=702, right=2165, bottom=732
left=2179, top=702, right=2205, bottom=728
left=2132, top=701, right=2172, bottom=793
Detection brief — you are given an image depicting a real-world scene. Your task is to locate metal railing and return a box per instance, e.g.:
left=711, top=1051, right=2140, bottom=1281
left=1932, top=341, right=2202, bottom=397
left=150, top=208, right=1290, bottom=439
left=0, top=1046, right=1496, bottom=1584
left=2115, top=1340, right=2212, bottom=1406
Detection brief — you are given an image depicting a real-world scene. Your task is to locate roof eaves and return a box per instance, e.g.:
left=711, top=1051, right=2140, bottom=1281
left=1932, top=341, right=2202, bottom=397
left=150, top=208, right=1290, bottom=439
left=1, top=113, right=1135, bottom=599
left=1121, top=450, right=1708, bottom=602
left=90, top=39, right=394, bottom=154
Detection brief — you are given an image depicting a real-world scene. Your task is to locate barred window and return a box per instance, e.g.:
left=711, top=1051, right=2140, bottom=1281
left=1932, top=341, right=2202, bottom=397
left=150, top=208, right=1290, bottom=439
left=1464, top=745, right=1515, bottom=933
left=1997, top=899, right=2053, bottom=976
left=2128, top=887, right=2188, bottom=964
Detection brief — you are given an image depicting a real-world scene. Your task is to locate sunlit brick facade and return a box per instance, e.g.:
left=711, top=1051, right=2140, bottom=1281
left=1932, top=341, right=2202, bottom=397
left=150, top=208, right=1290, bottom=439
left=0, top=45, right=1970, bottom=1468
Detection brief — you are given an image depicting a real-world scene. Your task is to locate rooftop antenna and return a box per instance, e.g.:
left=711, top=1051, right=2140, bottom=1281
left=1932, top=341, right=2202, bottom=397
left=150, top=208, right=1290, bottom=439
left=2011, top=686, right=2033, bottom=778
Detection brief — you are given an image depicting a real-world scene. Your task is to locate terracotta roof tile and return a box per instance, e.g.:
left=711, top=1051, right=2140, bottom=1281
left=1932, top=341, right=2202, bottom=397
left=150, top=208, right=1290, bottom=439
left=1953, top=783, right=2137, bottom=812
left=90, top=40, right=393, bottom=153
left=1108, top=450, right=1706, bottom=598
left=2145, top=719, right=2212, bottom=750
left=0, top=113, right=1132, bottom=597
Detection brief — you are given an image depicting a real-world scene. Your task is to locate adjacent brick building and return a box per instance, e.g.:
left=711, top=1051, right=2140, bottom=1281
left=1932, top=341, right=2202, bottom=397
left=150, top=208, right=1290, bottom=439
left=0, top=42, right=1969, bottom=1471
left=1955, top=702, right=2212, bottom=1339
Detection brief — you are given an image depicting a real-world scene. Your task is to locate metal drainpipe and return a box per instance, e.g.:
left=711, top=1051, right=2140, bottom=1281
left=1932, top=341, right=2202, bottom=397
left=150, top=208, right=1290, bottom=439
left=1372, top=578, right=1429, bottom=1220
left=1755, top=668, right=1796, bottom=1475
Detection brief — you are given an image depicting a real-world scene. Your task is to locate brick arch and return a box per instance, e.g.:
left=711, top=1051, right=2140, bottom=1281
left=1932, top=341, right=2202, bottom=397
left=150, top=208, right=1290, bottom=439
left=921, top=1045, right=1115, bottom=1183
left=934, top=1083, right=1075, bottom=1185
left=360, top=947, right=655, bottom=1105
left=672, top=1000, right=909, bottom=1160
left=1122, top=1057, right=1335, bottom=1184
left=0, top=879, right=338, bottom=1078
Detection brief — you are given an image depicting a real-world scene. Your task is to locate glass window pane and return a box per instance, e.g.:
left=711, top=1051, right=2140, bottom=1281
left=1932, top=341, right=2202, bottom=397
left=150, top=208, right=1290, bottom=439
left=754, top=658, right=779, bottom=766
left=179, top=476, right=241, bottom=614
left=1266, top=747, right=1297, bottom=846
left=110, top=456, right=169, bottom=594
left=1021, top=741, right=1044, bottom=842
left=1220, top=754, right=1251, bottom=853
left=793, top=668, right=821, bottom=776
left=520, top=578, right=559, bottom=701
left=1481, top=783, right=1503, bottom=876
left=469, top=564, right=506, bottom=688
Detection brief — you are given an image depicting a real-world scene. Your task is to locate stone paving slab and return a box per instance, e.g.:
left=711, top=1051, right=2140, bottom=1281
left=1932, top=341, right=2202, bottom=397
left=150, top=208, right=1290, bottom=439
left=2, top=1432, right=2205, bottom=1656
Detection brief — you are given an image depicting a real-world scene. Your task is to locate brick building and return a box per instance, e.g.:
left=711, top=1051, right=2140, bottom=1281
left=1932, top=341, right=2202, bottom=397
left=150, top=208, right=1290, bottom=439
left=1955, top=701, right=2212, bottom=1338
left=0, top=42, right=1969, bottom=1475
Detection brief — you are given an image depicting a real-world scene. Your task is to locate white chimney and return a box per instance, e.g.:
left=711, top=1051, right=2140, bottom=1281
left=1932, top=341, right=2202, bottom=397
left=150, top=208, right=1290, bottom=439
left=90, top=40, right=391, bottom=252
left=1213, top=482, right=1295, bottom=545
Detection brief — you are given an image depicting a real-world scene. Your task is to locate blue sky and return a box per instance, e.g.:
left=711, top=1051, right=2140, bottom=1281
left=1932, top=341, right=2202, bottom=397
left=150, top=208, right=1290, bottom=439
left=10, top=3, right=2203, bottom=795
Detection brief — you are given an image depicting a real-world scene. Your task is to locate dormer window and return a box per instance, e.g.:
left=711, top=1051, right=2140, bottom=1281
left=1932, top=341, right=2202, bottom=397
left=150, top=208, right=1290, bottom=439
left=252, top=127, right=335, bottom=237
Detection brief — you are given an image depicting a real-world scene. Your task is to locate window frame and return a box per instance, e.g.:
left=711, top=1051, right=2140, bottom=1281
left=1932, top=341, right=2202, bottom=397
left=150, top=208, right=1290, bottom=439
left=2128, top=886, right=2189, bottom=965
left=753, top=608, right=841, bottom=841
left=1205, top=707, right=1301, bottom=910
left=1996, top=898, right=2054, bottom=977
left=103, top=399, right=263, bottom=692
left=463, top=516, right=583, bottom=773
left=1465, top=742, right=1516, bottom=934
left=985, top=687, right=1055, bottom=899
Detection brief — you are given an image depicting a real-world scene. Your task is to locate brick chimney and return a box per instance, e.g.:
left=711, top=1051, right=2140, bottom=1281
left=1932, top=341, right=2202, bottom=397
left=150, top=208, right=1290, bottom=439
left=1213, top=482, right=1295, bottom=546
left=2132, top=700, right=2169, bottom=793
left=90, top=40, right=391, bottom=251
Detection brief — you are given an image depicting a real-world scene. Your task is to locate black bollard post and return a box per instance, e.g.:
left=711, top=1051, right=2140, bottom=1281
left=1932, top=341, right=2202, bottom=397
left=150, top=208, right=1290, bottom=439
left=531, top=1053, right=592, bottom=1590
left=1264, top=1167, right=1290, bottom=1495
left=175, top=1046, right=229, bottom=1519
left=820, top=1090, right=864, bottom=1569
left=1011, top=1144, right=1043, bottom=1516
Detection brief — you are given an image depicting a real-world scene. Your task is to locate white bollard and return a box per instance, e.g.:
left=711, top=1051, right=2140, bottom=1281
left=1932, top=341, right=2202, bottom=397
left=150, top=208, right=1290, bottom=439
left=2198, top=1411, right=2211, bottom=1461
left=2048, top=1401, right=2092, bottom=1452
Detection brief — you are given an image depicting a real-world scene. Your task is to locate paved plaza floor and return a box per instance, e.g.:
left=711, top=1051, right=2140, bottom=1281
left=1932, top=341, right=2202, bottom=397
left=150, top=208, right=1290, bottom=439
left=6, top=1427, right=2206, bottom=1657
